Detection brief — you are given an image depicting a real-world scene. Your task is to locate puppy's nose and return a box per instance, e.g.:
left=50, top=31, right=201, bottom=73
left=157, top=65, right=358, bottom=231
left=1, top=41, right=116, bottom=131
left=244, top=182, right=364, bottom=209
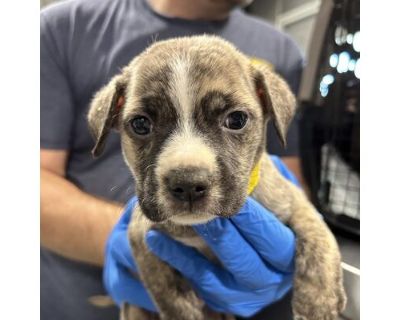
left=165, top=168, right=211, bottom=203
left=170, top=182, right=208, bottom=202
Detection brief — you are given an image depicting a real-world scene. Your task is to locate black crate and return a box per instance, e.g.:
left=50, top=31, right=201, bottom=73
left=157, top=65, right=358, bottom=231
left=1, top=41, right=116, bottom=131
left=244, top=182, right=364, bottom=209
left=298, top=0, right=360, bottom=235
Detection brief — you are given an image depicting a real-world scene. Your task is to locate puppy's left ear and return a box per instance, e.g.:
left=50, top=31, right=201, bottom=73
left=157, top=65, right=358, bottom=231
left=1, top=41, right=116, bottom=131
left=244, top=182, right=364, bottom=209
left=88, top=72, right=128, bottom=157
left=252, top=64, right=296, bottom=146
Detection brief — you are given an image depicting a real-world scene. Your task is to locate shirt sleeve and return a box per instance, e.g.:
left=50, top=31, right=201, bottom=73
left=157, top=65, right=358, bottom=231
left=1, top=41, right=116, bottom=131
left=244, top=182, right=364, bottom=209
left=267, top=34, right=304, bottom=157
left=40, top=11, right=75, bottom=150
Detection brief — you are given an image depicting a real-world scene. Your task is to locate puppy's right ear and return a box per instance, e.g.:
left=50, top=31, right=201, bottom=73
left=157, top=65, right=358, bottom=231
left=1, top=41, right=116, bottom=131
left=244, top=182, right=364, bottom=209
left=251, top=63, right=296, bottom=147
left=88, top=73, right=128, bottom=157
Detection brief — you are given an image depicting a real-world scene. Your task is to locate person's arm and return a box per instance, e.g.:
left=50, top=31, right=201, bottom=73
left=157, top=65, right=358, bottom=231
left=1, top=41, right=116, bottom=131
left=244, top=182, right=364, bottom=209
left=40, top=149, right=123, bottom=266
left=40, top=10, right=124, bottom=267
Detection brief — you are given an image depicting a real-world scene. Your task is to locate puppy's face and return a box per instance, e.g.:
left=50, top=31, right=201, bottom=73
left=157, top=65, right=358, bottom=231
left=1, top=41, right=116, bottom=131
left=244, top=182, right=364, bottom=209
left=88, top=36, right=295, bottom=225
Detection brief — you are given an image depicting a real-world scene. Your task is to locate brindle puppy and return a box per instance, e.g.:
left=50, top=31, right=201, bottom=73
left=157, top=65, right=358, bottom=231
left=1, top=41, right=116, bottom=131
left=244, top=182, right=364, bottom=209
left=88, top=35, right=346, bottom=320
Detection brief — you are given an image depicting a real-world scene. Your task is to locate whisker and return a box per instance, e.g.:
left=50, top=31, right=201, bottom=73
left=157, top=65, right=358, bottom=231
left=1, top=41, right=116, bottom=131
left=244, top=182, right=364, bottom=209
left=145, top=164, right=157, bottom=173
left=150, top=33, right=159, bottom=44
left=110, top=185, right=119, bottom=192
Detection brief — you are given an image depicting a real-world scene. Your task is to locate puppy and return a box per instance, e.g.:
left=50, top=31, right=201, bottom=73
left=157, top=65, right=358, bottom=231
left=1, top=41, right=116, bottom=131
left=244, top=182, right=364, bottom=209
left=88, top=35, right=346, bottom=320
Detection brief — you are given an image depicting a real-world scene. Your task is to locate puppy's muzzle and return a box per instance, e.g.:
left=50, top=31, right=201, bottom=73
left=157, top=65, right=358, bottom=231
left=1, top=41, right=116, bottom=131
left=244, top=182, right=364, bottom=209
left=164, top=167, right=212, bottom=204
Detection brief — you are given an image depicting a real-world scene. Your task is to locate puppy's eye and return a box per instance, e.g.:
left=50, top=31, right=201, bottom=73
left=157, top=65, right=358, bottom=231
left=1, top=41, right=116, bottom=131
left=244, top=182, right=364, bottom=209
left=224, top=111, right=248, bottom=130
left=129, top=116, right=152, bottom=136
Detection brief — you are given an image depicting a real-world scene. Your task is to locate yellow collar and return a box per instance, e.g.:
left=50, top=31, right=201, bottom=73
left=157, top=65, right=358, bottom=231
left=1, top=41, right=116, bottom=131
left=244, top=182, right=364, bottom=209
left=247, top=160, right=261, bottom=195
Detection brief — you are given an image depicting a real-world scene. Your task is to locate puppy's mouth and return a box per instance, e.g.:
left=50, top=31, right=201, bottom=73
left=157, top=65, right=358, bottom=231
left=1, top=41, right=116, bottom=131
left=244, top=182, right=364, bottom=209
left=168, top=212, right=216, bottom=225
left=166, top=159, right=262, bottom=224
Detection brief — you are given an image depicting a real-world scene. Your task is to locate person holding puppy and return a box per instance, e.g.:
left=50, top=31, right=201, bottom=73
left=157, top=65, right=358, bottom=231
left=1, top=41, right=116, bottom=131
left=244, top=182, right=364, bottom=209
left=41, top=0, right=304, bottom=319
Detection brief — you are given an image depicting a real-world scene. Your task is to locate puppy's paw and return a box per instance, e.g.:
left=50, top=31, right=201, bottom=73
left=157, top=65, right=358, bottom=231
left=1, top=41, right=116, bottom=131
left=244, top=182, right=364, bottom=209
left=292, top=275, right=347, bottom=320
left=290, top=216, right=348, bottom=320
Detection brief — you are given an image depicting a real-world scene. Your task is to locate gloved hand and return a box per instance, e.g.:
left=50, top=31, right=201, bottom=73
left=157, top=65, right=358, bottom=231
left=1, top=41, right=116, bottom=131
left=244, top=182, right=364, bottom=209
left=104, top=155, right=299, bottom=317
left=146, top=197, right=296, bottom=317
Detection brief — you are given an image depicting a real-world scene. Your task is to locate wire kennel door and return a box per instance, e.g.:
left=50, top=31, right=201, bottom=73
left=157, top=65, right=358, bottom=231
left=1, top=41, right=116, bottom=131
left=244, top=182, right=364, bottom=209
left=298, top=0, right=360, bottom=235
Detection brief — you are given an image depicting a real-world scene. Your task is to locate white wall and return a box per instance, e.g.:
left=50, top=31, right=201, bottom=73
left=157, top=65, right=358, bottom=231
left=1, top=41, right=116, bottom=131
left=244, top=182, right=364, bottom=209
left=248, top=0, right=321, bottom=55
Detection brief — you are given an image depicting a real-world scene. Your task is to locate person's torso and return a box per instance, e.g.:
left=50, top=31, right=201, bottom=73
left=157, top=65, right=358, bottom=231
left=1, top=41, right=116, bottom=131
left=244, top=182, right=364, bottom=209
left=41, top=1, right=299, bottom=319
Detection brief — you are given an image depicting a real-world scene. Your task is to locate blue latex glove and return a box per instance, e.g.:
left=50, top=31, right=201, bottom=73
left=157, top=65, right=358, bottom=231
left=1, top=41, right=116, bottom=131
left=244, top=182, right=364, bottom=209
left=104, top=156, right=298, bottom=317
left=146, top=197, right=296, bottom=317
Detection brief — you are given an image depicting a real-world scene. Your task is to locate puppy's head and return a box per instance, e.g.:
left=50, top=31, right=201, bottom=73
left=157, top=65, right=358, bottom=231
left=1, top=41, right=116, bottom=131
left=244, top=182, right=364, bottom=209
left=88, top=36, right=295, bottom=225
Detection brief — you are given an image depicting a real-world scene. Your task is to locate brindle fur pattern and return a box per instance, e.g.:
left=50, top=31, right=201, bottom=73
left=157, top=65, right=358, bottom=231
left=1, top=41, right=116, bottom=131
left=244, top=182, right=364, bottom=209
left=88, top=36, right=346, bottom=320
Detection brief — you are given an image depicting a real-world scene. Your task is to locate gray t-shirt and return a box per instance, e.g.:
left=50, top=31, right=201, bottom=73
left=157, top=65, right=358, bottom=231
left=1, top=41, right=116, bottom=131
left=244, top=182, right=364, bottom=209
left=40, top=0, right=303, bottom=319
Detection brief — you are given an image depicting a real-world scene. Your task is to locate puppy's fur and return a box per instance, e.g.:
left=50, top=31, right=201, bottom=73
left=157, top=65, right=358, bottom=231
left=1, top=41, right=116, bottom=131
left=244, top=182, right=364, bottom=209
left=88, top=36, right=346, bottom=320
